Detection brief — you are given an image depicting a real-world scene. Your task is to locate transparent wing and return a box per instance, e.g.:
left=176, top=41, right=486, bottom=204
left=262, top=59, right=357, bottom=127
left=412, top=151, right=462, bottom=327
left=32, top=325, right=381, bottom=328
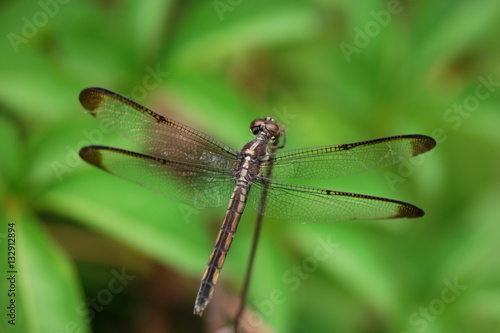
left=266, top=135, right=436, bottom=179
left=79, top=87, right=238, bottom=170
left=248, top=178, right=423, bottom=222
left=80, top=146, right=235, bottom=208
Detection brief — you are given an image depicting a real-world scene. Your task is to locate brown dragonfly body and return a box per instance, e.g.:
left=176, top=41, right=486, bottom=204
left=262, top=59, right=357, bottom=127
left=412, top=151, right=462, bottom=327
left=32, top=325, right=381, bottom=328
left=194, top=118, right=280, bottom=315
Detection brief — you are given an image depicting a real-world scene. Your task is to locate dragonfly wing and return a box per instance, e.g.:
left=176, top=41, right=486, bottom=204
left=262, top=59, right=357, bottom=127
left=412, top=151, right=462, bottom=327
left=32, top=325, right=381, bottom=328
left=79, top=88, right=238, bottom=169
left=80, top=145, right=235, bottom=208
left=248, top=178, right=423, bottom=222
left=267, top=135, right=436, bottom=179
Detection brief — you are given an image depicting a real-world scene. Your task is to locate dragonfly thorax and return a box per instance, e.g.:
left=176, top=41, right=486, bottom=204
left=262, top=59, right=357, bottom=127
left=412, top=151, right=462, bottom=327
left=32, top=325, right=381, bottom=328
left=232, top=138, right=269, bottom=183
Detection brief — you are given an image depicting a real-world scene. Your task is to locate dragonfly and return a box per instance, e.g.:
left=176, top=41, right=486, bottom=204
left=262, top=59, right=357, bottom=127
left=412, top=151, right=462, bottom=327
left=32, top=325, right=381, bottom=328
left=78, top=87, right=436, bottom=316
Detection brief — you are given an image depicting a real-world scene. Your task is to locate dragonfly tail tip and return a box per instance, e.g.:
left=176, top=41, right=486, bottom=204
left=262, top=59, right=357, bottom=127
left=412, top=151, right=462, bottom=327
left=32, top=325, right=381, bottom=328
left=193, top=305, right=205, bottom=317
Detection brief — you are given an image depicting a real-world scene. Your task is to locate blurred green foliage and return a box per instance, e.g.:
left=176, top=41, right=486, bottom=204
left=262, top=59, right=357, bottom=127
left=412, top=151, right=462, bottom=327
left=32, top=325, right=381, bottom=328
left=1, top=0, right=500, bottom=332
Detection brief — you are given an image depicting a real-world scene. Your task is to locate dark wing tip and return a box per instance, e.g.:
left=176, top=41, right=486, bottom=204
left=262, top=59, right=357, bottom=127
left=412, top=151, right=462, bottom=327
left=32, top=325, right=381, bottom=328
left=79, top=146, right=107, bottom=170
left=394, top=202, right=425, bottom=218
left=79, top=87, right=112, bottom=115
left=411, top=135, right=437, bottom=156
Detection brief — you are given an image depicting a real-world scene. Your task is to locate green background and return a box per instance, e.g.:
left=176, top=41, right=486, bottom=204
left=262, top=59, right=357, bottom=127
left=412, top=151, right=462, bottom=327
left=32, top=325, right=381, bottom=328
left=1, top=0, right=499, bottom=332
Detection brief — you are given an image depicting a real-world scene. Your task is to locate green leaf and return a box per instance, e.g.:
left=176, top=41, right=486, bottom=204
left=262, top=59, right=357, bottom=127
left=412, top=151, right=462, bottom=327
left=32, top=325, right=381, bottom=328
left=0, top=210, right=89, bottom=333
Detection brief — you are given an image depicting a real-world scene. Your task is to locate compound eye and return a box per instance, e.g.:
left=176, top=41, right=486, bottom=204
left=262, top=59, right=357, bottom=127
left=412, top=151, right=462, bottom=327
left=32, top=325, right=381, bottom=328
left=250, top=118, right=265, bottom=135
left=266, top=122, right=280, bottom=137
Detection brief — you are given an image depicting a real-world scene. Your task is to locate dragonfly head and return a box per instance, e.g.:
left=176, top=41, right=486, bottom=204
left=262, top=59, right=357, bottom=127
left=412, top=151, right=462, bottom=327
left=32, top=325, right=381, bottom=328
left=250, top=117, right=281, bottom=142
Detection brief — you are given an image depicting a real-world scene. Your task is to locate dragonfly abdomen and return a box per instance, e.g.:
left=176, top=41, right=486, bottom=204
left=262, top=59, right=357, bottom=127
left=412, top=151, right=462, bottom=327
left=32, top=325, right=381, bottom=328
left=193, top=182, right=251, bottom=316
